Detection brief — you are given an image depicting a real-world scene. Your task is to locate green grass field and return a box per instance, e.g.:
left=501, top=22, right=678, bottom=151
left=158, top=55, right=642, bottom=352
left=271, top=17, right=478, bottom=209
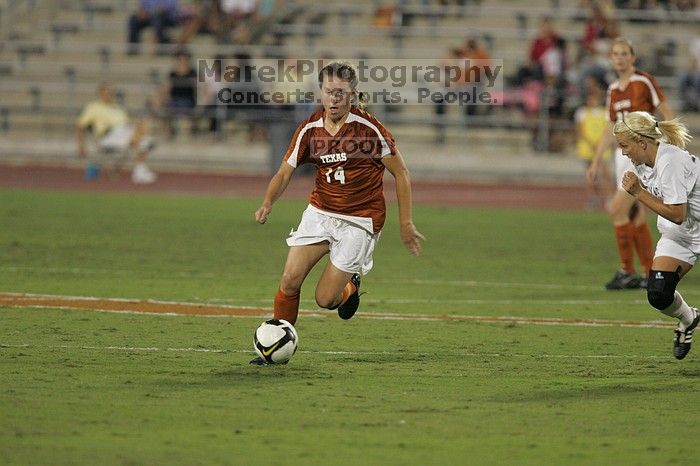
left=2, top=189, right=699, bottom=465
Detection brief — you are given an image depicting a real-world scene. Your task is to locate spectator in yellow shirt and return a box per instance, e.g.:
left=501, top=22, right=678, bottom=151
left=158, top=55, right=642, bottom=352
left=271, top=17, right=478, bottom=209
left=575, top=76, right=612, bottom=209
left=76, top=82, right=157, bottom=183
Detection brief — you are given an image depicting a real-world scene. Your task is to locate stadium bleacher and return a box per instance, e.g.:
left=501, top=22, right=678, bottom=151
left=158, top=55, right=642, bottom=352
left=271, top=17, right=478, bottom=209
left=1, top=0, right=699, bottom=183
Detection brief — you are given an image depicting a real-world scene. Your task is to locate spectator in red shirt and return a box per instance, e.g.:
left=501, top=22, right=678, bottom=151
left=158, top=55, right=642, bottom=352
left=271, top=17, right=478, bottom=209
left=514, top=16, right=560, bottom=85
left=529, top=16, right=560, bottom=64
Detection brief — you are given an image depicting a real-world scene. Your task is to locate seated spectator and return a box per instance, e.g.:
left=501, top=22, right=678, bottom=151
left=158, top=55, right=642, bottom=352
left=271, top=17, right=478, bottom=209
left=540, top=37, right=568, bottom=117
left=178, top=0, right=263, bottom=45
left=456, top=36, right=491, bottom=116
left=372, top=3, right=403, bottom=29
left=164, top=50, right=198, bottom=136
left=576, top=2, right=618, bottom=98
left=76, top=83, right=157, bottom=184
left=199, top=55, right=227, bottom=134
left=579, top=1, right=610, bottom=58
left=530, top=17, right=560, bottom=67
left=127, top=0, right=185, bottom=55
left=514, top=16, right=560, bottom=85
left=527, top=37, right=570, bottom=152
left=220, top=0, right=258, bottom=44
left=178, top=0, right=224, bottom=44
left=679, top=31, right=700, bottom=112
left=457, top=36, right=490, bottom=61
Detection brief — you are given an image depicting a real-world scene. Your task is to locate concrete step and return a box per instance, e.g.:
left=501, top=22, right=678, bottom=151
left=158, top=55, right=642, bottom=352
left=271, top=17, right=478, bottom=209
left=0, top=130, right=585, bottom=184
left=0, top=92, right=150, bottom=112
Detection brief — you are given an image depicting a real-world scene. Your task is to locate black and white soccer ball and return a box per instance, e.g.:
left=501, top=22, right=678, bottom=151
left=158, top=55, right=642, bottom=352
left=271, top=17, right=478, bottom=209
left=253, top=319, right=299, bottom=364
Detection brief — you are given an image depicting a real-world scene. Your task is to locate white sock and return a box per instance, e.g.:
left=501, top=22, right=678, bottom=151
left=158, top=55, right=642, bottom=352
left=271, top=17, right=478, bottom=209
left=660, top=291, right=696, bottom=329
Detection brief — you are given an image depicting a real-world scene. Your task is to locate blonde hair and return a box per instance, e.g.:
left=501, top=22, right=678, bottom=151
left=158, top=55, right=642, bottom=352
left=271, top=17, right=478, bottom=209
left=613, top=111, right=692, bottom=150
left=318, top=60, right=369, bottom=109
left=610, top=37, right=635, bottom=56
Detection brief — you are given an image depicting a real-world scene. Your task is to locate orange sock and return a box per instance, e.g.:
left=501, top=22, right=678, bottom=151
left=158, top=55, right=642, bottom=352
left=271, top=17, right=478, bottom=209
left=614, top=223, right=636, bottom=274
left=633, top=223, right=654, bottom=275
left=273, top=288, right=300, bottom=325
left=338, top=280, right=357, bottom=307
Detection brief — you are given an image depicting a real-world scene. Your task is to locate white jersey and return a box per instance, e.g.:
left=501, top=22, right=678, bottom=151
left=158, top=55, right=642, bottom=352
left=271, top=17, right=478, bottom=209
left=635, top=142, right=700, bottom=243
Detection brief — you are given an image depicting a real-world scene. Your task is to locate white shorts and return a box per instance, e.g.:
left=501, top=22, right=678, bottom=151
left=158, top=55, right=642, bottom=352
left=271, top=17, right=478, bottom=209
left=99, top=124, right=153, bottom=153
left=655, top=217, right=700, bottom=265
left=614, top=147, right=636, bottom=190
left=286, top=205, right=379, bottom=275
left=655, top=237, right=698, bottom=266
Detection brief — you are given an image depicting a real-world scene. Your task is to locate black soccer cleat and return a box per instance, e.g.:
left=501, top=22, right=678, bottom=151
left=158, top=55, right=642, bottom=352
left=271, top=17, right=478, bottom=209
left=673, top=309, right=700, bottom=360
left=605, top=271, right=642, bottom=290
left=337, top=273, right=361, bottom=320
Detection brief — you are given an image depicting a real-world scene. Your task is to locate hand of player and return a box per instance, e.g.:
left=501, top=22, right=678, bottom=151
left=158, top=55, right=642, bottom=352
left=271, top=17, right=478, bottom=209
left=401, top=222, right=425, bottom=256
left=622, top=171, right=641, bottom=196
left=255, top=204, right=271, bottom=224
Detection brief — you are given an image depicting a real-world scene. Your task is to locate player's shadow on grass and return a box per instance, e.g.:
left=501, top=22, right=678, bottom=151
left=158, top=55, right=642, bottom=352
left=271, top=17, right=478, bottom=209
left=211, top=365, right=333, bottom=380
left=208, top=352, right=428, bottom=380
left=492, top=380, right=692, bottom=403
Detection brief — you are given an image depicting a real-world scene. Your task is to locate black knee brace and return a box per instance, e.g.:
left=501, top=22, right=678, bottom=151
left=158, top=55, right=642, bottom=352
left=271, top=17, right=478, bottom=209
left=647, top=270, right=680, bottom=310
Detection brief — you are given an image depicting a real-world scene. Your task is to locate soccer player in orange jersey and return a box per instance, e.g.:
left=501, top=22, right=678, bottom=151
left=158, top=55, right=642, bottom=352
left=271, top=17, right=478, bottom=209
left=251, top=61, right=425, bottom=364
left=587, top=38, right=673, bottom=290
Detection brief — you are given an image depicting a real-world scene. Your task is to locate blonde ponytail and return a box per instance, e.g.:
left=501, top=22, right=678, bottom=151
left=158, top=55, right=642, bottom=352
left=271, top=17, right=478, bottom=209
left=658, top=118, right=692, bottom=150
left=613, top=111, right=692, bottom=150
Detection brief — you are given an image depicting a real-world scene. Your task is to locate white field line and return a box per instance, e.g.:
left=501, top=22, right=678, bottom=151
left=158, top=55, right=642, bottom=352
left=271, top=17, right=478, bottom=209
left=13, top=291, right=646, bottom=307
left=28, top=305, right=677, bottom=328
left=0, top=265, right=221, bottom=279
left=0, top=267, right=621, bottom=291
left=374, top=278, right=607, bottom=291
left=5, top=267, right=700, bottom=296
left=0, top=291, right=676, bottom=329
left=297, top=298, right=650, bottom=305
left=2, top=305, right=263, bottom=318
left=0, top=343, right=669, bottom=360
left=0, top=291, right=267, bottom=310
left=208, top=297, right=652, bottom=306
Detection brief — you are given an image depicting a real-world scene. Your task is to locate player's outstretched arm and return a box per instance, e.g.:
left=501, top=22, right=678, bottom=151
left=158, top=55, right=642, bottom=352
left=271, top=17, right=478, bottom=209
left=255, top=162, right=295, bottom=224
left=382, top=150, right=425, bottom=256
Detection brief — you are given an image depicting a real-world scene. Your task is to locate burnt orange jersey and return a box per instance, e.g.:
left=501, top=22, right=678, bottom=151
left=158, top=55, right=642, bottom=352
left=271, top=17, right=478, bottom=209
left=606, top=70, right=665, bottom=122
left=283, top=107, right=397, bottom=233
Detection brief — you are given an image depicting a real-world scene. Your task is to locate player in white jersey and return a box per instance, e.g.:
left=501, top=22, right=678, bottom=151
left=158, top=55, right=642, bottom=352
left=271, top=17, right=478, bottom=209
left=588, top=38, right=673, bottom=290
left=616, top=111, right=699, bottom=359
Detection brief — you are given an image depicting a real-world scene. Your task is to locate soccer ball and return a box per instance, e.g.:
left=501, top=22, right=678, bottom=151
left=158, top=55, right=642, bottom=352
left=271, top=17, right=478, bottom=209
left=253, top=319, right=299, bottom=364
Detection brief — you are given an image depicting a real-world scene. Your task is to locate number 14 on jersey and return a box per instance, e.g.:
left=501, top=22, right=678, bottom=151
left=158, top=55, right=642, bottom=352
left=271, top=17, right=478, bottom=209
left=324, top=166, right=346, bottom=184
